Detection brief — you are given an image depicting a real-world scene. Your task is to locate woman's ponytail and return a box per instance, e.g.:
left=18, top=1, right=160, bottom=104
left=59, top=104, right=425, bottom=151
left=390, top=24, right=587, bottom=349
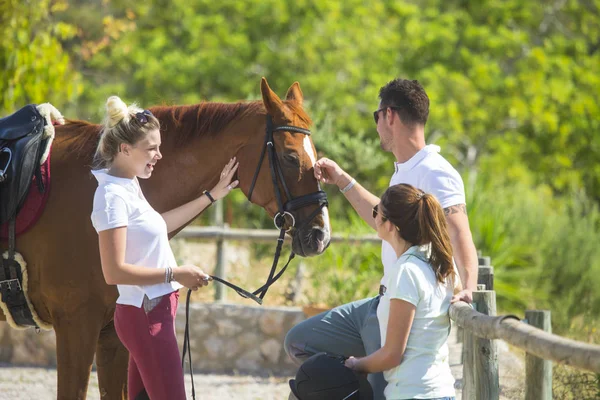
left=417, top=194, right=454, bottom=284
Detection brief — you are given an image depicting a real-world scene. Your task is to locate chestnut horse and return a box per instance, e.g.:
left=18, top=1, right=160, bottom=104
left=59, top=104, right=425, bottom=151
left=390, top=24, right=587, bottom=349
left=0, top=78, right=331, bottom=399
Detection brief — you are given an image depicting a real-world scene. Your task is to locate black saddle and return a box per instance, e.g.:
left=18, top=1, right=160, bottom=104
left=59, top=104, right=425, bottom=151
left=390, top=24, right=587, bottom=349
left=0, top=104, right=47, bottom=225
left=0, top=104, right=49, bottom=329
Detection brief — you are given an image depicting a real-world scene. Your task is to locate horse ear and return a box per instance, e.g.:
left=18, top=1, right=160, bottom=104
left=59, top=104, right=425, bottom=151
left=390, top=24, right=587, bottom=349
left=261, top=77, right=291, bottom=120
left=285, top=82, right=303, bottom=105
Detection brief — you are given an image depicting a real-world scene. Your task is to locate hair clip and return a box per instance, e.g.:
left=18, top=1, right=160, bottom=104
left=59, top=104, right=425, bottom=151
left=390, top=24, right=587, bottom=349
left=134, top=109, right=153, bottom=125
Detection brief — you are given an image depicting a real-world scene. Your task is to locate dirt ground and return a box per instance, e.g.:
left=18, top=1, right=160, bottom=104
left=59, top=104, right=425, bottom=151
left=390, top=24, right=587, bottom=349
left=0, top=366, right=291, bottom=400
left=0, top=325, right=525, bottom=400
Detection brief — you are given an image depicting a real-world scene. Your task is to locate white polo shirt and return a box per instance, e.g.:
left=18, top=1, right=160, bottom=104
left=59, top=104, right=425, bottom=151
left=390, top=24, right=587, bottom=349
left=381, top=144, right=465, bottom=284
left=378, top=245, right=455, bottom=399
left=90, top=169, right=182, bottom=307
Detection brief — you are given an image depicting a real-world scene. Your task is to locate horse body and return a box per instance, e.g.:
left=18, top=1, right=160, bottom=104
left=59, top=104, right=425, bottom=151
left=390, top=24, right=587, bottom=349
left=0, top=78, right=330, bottom=399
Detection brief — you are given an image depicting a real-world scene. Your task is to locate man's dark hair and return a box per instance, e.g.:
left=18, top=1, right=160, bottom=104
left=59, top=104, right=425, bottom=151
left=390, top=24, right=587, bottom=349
left=378, top=79, right=429, bottom=126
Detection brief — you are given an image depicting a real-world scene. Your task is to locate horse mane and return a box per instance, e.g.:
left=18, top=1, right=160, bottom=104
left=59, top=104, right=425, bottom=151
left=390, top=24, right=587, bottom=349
left=151, top=100, right=312, bottom=144
left=57, top=119, right=102, bottom=161
left=150, top=101, right=266, bottom=145
left=59, top=99, right=312, bottom=157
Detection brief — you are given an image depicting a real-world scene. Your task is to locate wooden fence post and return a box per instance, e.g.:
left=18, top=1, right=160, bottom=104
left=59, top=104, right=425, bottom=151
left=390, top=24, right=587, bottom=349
left=477, top=266, right=494, bottom=291
left=459, top=256, right=493, bottom=347
left=462, top=325, right=476, bottom=400
left=473, top=290, right=500, bottom=400
left=213, top=200, right=226, bottom=302
left=462, top=285, right=487, bottom=399
left=525, top=310, right=553, bottom=400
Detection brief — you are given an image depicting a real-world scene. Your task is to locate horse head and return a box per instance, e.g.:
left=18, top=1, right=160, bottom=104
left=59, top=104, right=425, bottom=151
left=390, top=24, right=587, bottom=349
left=237, top=78, right=331, bottom=257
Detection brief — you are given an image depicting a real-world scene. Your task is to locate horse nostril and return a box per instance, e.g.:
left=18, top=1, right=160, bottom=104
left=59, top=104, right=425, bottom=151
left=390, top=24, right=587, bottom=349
left=312, top=228, right=325, bottom=242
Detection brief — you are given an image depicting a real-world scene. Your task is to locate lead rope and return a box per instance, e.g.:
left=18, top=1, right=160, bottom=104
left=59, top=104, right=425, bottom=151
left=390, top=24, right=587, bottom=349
left=182, top=289, right=196, bottom=400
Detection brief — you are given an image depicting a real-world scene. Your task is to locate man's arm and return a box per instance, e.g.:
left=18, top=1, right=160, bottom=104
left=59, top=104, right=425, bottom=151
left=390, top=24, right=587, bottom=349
left=445, top=204, right=478, bottom=303
left=336, top=173, right=380, bottom=230
left=314, top=158, right=380, bottom=230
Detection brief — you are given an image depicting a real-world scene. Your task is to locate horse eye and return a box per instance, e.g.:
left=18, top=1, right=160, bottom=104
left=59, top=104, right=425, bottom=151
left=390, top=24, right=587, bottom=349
left=284, top=154, right=300, bottom=165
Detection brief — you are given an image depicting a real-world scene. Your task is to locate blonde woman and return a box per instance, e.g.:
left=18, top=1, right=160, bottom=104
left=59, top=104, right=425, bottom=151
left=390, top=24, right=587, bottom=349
left=91, top=96, right=238, bottom=400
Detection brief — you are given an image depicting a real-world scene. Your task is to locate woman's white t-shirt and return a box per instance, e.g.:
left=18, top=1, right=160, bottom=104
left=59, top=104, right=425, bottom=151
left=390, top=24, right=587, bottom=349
left=378, top=245, right=455, bottom=400
left=90, top=169, right=182, bottom=307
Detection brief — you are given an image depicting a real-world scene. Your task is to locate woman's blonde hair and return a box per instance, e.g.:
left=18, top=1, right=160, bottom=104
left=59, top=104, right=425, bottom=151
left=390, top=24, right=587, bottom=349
left=93, top=96, right=160, bottom=169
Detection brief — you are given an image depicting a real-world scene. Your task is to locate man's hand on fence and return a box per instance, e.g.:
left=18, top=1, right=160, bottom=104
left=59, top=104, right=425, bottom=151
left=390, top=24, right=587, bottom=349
left=451, top=288, right=473, bottom=304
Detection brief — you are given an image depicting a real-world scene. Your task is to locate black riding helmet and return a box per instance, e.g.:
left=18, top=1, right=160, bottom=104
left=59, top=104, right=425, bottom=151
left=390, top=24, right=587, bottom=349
left=289, top=352, right=373, bottom=400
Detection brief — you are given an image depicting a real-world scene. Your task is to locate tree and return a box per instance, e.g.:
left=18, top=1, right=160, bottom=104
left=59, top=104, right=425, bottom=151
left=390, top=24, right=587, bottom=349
left=0, top=0, right=81, bottom=115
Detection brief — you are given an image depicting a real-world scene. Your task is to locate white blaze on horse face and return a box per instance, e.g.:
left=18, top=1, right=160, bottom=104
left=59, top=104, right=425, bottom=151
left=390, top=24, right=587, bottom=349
left=302, top=136, right=331, bottom=245
left=320, top=206, right=331, bottom=248
left=303, top=136, right=317, bottom=167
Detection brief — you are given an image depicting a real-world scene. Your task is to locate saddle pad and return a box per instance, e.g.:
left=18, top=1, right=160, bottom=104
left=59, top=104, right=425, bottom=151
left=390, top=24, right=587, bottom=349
left=0, top=147, right=51, bottom=239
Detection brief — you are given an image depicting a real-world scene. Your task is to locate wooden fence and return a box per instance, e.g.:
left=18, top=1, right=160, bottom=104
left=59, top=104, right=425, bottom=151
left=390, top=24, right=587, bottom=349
left=176, top=207, right=600, bottom=399
left=455, top=259, right=600, bottom=400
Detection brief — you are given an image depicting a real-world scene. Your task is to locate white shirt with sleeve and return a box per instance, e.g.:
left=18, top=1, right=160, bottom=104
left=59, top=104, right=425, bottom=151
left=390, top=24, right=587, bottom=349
left=378, top=245, right=455, bottom=399
left=90, top=169, right=182, bottom=307
left=381, top=144, right=465, bottom=284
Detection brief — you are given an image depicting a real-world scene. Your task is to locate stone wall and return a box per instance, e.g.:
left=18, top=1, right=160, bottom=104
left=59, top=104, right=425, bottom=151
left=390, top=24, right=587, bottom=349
left=175, top=303, right=305, bottom=375
left=0, top=302, right=307, bottom=375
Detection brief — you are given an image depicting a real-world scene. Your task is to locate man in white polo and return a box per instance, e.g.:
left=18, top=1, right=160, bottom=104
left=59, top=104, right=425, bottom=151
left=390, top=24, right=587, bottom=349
left=284, top=78, right=478, bottom=400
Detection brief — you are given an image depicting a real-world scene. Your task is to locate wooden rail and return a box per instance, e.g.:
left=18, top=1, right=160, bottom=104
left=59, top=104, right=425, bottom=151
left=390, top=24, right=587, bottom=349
left=451, top=301, right=600, bottom=374
left=176, top=225, right=380, bottom=243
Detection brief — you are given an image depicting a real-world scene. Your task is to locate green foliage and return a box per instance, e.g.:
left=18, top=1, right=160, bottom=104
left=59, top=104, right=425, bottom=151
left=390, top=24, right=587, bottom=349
left=554, top=365, right=600, bottom=400
left=465, top=170, right=547, bottom=310
left=0, top=0, right=81, bottom=114
left=536, top=196, right=600, bottom=328
left=303, top=223, right=382, bottom=307
left=467, top=168, right=600, bottom=331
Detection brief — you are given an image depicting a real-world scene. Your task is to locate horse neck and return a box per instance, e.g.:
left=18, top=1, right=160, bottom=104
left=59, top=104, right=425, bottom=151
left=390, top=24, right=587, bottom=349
left=140, top=105, right=265, bottom=213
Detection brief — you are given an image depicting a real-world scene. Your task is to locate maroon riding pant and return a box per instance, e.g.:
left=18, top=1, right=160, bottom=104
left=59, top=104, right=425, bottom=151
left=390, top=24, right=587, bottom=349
left=114, top=290, right=186, bottom=400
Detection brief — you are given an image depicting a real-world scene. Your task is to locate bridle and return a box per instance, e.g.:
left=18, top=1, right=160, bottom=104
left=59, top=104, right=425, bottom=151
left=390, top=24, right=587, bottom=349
left=182, top=115, right=328, bottom=396
left=203, top=114, right=328, bottom=303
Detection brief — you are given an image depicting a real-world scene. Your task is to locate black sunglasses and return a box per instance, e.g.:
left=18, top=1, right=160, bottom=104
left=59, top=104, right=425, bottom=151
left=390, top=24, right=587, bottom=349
left=134, top=109, right=153, bottom=125
left=373, top=106, right=401, bottom=124
left=372, top=203, right=387, bottom=221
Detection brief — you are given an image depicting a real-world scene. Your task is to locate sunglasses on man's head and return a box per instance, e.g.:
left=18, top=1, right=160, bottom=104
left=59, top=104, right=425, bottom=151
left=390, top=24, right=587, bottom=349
left=373, top=106, right=401, bottom=124
left=134, top=109, right=153, bottom=125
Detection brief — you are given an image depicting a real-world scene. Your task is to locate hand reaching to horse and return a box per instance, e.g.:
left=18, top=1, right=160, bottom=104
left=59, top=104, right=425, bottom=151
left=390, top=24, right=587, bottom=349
left=174, top=265, right=212, bottom=291
left=210, top=157, right=239, bottom=201
left=314, top=157, right=348, bottom=188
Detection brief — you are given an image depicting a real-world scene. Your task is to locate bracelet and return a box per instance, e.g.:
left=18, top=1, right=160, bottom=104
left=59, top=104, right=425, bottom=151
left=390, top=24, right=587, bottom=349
left=203, top=190, right=216, bottom=204
left=168, top=267, right=175, bottom=283
left=164, top=267, right=171, bottom=284
left=340, top=178, right=356, bottom=194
